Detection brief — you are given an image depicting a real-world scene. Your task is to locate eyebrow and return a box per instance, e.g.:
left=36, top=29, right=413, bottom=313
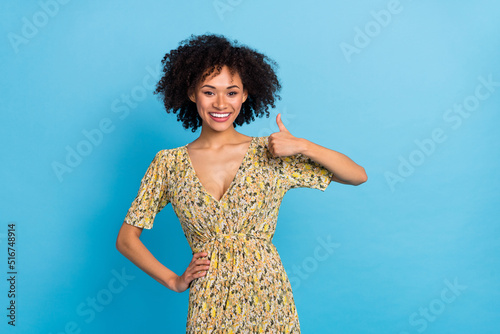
left=201, top=85, right=241, bottom=89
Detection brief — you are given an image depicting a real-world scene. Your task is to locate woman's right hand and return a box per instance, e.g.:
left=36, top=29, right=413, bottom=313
left=173, top=251, right=211, bottom=293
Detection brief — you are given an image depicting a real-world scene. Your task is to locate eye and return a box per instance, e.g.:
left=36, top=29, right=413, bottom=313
left=228, top=91, right=238, bottom=96
left=203, top=91, right=214, bottom=96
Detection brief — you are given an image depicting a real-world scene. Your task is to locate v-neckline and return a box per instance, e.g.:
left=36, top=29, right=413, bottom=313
left=183, top=136, right=255, bottom=204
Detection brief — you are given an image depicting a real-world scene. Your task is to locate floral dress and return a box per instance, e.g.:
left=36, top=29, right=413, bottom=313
left=123, top=135, right=333, bottom=333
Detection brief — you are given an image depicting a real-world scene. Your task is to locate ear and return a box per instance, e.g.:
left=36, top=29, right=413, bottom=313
left=188, top=89, right=196, bottom=103
left=242, top=89, right=248, bottom=103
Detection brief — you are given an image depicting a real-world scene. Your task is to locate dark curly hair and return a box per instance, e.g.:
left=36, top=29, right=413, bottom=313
left=154, top=33, right=281, bottom=132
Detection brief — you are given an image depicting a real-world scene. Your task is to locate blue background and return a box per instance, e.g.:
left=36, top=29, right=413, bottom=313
left=1, top=0, right=499, bottom=333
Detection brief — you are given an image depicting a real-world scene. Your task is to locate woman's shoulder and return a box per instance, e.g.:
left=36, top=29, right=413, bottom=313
left=252, top=135, right=302, bottom=164
left=252, top=135, right=278, bottom=162
left=253, top=135, right=270, bottom=149
left=151, top=144, right=187, bottom=161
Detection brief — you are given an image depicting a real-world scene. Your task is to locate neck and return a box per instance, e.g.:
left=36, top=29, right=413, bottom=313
left=194, top=125, right=246, bottom=148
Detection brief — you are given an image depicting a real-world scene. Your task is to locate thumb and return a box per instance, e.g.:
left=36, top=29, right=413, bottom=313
left=276, top=113, right=288, bottom=132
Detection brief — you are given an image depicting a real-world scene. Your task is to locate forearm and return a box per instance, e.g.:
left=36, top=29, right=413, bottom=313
left=299, top=138, right=367, bottom=185
left=116, top=236, right=180, bottom=292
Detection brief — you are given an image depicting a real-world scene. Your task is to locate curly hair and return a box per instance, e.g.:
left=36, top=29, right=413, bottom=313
left=154, top=33, right=282, bottom=132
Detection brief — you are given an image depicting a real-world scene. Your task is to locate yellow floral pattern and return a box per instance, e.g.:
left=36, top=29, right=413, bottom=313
left=123, top=136, right=333, bottom=333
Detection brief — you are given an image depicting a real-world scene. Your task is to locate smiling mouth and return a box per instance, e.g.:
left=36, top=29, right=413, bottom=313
left=209, top=112, right=231, bottom=118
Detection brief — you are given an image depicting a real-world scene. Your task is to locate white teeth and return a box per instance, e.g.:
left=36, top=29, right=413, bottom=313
left=210, top=113, right=230, bottom=118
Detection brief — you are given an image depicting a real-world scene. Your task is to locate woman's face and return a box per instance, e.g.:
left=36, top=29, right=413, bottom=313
left=189, top=65, right=248, bottom=132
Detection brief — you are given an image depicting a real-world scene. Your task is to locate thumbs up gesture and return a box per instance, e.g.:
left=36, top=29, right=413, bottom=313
left=268, top=113, right=305, bottom=157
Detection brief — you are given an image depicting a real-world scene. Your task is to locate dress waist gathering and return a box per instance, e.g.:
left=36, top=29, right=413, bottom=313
left=191, top=232, right=274, bottom=255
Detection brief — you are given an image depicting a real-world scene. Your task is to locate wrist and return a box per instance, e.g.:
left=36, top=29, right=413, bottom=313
left=166, top=274, right=180, bottom=292
left=299, top=138, right=312, bottom=156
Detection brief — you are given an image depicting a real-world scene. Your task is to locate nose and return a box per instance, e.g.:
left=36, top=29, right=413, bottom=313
left=214, top=94, right=227, bottom=110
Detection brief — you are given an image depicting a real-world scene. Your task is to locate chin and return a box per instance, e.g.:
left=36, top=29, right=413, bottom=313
left=209, top=123, right=236, bottom=132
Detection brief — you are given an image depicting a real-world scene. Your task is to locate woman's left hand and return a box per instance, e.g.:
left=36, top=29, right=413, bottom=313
left=267, top=112, right=367, bottom=185
left=267, top=113, right=306, bottom=157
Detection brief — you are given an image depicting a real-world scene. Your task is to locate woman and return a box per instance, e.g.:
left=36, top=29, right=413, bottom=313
left=116, top=33, right=367, bottom=333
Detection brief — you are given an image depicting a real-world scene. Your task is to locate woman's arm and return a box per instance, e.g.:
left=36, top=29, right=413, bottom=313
left=298, top=139, right=367, bottom=185
left=268, top=113, right=367, bottom=186
left=116, top=223, right=180, bottom=292
left=116, top=222, right=211, bottom=293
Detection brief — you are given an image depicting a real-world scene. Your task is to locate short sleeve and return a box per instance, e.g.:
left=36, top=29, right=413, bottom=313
left=280, top=153, right=333, bottom=191
left=123, top=150, right=170, bottom=229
